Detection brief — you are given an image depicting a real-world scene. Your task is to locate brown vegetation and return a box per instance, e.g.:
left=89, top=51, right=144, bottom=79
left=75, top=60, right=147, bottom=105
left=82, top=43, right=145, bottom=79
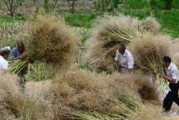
left=27, top=15, right=78, bottom=68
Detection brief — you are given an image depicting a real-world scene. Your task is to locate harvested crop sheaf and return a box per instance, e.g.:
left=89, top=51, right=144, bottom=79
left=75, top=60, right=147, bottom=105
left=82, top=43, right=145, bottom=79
left=48, top=69, right=144, bottom=119
left=141, top=17, right=161, bottom=34
left=129, top=34, right=172, bottom=80
left=86, top=15, right=162, bottom=73
left=27, top=15, right=77, bottom=67
left=0, top=74, right=50, bottom=120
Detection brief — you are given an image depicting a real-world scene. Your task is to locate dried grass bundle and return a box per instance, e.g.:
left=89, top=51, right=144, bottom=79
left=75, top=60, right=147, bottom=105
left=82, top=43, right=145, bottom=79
left=72, top=111, right=124, bottom=120
left=85, top=15, right=144, bottom=72
left=93, top=15, right=143, bottom=44
left=141, top=17, right=161, bottom=34
left=0, top=74, right=49, bottom=120
left=49, top=69, right=144, bottom=119
left=27, top=15, right=77, bottom=67
left=86, top=15, right=162, bottom=73
left=134, top=74, right=159, bottom=101
left=172, top=39, right=179, bottom=66
left=129, top=34, right=172, bottom=78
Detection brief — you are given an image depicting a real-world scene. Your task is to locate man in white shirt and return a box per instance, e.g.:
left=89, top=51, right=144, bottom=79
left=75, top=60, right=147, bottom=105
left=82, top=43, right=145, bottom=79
left=114, top=43, right=134, bottom=73
left=0, top=48, right=10, bottom=75
left=160, top=56, right=179, bottom=112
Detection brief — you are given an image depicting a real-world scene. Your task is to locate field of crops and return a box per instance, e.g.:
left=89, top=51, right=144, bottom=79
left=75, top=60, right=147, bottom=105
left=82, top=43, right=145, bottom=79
left=0, top=0, right=179, bottom=120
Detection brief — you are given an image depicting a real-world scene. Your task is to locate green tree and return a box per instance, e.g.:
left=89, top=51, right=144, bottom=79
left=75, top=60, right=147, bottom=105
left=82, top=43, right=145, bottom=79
left=44, top=0, right=50, bottom=13
left=3, top=0, right=25, bottom=17
left=164, top=0, right=173, bottom=10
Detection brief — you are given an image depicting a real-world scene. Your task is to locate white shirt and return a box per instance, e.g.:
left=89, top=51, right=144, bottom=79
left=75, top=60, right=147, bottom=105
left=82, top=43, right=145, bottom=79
left=165, top=62, right=179, bottom=84
left=114, top=49, right=134, bottom=69
left=0, top=56, right=8, bottom=74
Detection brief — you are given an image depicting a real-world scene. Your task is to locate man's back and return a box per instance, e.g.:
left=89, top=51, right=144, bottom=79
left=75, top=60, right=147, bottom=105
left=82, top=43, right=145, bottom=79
left=0, top=56, right=8, bottom=75
left=10, top=47, right=22, bottom=59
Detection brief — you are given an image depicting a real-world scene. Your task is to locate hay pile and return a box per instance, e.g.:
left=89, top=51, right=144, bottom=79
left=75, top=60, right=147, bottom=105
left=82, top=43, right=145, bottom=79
left=0, top=74, right=50, bottom=120
left=49, top=70, right=123, bottom=119
left=47, top=69, right=161, bottom=119
left=141, top=17, right=161, bottom=34
left=129, top=34, right=172, bottom=76
left=172, top=39, right=179, bottom=66
left=9, top=15, right=78, bottom=76
left=26, top=15, right=77, bottom=67
left=134, top=74, right=159, bottom=101
left=86, top=15, right=161, bottom=72
left=0, top=69, right=161, bottom=119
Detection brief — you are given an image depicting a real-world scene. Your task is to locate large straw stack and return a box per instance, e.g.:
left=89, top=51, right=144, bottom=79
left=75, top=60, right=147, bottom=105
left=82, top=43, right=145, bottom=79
left=86, top=15, right=160, bottom=73
left=27, top=15, right=77, bottom=67
left=9, top=15, right=78, bottom=75
left=129, top=34, right=172, bottom=78
left=49, top=69, right=144, bottom=119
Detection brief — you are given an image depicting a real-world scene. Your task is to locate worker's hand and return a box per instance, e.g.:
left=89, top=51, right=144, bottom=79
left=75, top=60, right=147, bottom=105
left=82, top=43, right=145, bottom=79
left=159, top=74, right=165, bottom=78
left=16, top=53, right=27, bottom=60
left=28, top=59, right=34, bottom=64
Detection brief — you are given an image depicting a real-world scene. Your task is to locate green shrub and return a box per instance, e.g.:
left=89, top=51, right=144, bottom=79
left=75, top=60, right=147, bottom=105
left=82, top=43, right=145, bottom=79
left=65, top=13, right=96, bottom=28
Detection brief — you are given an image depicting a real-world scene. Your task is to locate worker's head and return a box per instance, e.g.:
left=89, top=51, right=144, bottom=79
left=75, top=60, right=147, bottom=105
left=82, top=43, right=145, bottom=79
left=0, top=49, right=10, bottom=60
left=17, top=40, right=25, bottom=53
left=162, top=56, right=171, bottom=68
left=118, top=43, right=126, bottom=55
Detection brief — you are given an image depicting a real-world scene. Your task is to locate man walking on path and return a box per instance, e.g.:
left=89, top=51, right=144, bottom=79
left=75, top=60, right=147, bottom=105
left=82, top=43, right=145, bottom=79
left=160, top=56, right=179, bottom=113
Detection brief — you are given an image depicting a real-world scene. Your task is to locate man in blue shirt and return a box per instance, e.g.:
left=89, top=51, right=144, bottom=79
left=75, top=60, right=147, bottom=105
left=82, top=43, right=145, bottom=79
left=10, top=40, right=27, bottom=91
left=11, top=40, right=25, bottom=60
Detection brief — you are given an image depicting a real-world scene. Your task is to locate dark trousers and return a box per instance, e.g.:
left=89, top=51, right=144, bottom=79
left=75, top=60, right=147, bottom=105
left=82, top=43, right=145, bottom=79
left=18, top=66, right=28, bottom=92
left=163, top=82, right=179, bottom=112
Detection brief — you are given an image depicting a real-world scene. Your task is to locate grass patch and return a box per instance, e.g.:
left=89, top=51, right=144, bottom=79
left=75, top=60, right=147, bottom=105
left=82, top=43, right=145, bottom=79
left=124, top=9, right=151, bottom=19
left=123, top=9, right=179, bottom=38
left=65, top=13, right=96, bottom=28
left=125, top=0, right=151, bottom=9
left=155, top=10, right=179, bottom=38
left=0, top=15, right=27, bottom=23
left=173, top=0, right=179, bottom=9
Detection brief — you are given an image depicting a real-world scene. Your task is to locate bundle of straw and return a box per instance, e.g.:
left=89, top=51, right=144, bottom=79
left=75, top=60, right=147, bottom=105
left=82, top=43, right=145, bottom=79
left=129, top=34, right=172, bottom=80
left=91, top=15, right=143, bottom=47
left=72, top=111, right=123, bottom=120
left=85, top=15, right=162, bottom=73
left=26, top=15, right=77, bottom=67
left=86, top=15, right=145, bottom=72
left=141, top=17, right=161, bottom=34
left=8, top=60, right=29, bottom=74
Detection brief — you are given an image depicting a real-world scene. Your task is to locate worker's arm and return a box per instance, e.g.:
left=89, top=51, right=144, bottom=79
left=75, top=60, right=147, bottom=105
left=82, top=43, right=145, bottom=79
left=114, top=51, right=121, bottom=72
left=127, top=55, right=134, bottom=73
left=160, top=69, right=178, bottom=83
left=160, top=75, right=177, bottom=83
left=13, top=54, right=25, bottom=60
left=13, top=53, right=26, bottom=61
